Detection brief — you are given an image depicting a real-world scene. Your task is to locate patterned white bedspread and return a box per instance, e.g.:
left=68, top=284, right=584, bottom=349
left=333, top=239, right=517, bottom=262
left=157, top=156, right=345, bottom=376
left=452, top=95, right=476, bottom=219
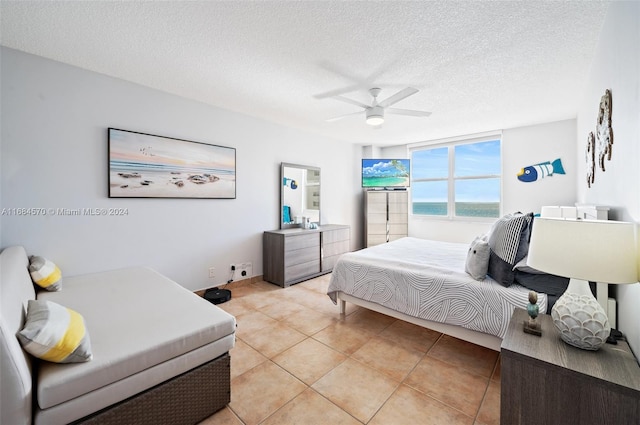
left=327, top=237, right=546, bottom=339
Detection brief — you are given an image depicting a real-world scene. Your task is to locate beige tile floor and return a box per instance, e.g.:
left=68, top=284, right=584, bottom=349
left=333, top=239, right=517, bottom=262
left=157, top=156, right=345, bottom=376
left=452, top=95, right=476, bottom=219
left=199, top=274, right=501, bottom=425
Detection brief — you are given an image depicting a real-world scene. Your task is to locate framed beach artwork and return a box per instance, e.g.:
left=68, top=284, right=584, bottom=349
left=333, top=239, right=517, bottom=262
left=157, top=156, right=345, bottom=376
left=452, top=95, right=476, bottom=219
left=108, top=128, right=236, bottom=199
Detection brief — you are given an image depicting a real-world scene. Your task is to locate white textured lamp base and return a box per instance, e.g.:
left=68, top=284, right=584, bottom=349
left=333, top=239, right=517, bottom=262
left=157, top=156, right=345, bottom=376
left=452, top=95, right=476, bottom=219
left=551, top=279, right=610, bottom=351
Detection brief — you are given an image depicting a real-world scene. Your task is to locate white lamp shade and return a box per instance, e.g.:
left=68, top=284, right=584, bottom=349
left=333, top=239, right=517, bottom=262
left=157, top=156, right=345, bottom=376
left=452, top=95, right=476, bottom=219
left=527, top=218, right=638, bottom=284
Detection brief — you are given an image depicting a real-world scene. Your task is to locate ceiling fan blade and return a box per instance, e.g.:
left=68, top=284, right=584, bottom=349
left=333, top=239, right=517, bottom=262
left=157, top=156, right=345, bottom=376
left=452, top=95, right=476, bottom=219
left=313, top=59, right=393, bottom=99
left=313, top=84, right=361, bottom=99
left=326, top=111, right=363, bottom=122
left=378, top=87, right=419, bottom=108
left=386, top=108, right=432, bottom=117
left=331, top=95, right=370, bottom=109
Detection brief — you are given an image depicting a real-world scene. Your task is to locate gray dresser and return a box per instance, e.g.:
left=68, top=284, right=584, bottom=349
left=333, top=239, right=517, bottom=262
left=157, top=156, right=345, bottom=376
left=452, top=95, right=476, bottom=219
left=263, top=224, right=350, bottom=287
left=365, top=190, right=408, bottom=247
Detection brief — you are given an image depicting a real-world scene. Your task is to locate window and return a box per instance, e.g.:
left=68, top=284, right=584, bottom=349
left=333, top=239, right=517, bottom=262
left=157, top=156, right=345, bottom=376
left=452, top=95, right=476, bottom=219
left=411, top=137, right=501, bottom=218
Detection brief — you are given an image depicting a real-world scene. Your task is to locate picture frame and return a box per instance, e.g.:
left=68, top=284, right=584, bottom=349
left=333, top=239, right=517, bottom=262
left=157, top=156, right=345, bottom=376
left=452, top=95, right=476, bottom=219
left=108, top=128, right=236, bottom=199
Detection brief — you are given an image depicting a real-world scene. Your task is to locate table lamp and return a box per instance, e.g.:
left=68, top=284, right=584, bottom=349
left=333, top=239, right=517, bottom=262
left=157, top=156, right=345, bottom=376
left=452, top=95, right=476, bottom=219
left=527, top=217, right=639, bottom=350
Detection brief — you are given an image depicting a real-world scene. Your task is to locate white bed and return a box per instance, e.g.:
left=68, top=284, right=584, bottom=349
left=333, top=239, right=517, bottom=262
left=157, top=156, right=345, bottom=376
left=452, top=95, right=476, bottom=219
left=327, top=237, right=547, bottom=351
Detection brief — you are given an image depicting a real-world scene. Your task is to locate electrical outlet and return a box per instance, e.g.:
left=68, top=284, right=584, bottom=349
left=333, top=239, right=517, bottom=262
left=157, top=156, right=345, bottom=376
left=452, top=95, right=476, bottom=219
left=208, top=267, right=215, bottom=279
left=231, top=262, right=252, bottom=281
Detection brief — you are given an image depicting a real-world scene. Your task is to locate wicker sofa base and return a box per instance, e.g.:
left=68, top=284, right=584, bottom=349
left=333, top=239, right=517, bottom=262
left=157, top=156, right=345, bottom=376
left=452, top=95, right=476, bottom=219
left=70, top=353, right=231, bottom=425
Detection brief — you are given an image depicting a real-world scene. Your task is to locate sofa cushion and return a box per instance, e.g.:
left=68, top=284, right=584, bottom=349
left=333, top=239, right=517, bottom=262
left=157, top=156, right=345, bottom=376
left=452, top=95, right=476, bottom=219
left=29, top=256, right=62, bottom=292
left=36, top=267, right=236, bottom=410
left=17, top=300, right=92, bottom=363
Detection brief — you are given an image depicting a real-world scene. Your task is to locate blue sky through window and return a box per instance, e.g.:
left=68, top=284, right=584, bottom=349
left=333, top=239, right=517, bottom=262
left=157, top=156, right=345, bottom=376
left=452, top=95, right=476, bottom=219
left=411, top=147, right=448, bottom=179
left=411, top=139, right=501, bottom=205
left=455, top=140, right=501, bottom=177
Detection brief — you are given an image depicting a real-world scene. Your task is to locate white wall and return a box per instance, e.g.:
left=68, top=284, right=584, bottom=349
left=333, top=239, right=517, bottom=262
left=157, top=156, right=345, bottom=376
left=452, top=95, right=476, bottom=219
left=575, top=2, right=640, bottom=359
left=0, top=47, right=362, bottom=291
left=380, top=119, right=577, bottom=243
left=362, top=145, right=382, bottom=158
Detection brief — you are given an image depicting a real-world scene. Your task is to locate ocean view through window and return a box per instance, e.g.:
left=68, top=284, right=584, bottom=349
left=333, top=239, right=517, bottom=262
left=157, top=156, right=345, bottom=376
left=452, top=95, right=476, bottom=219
left=411, top=137, right=501, bottom=218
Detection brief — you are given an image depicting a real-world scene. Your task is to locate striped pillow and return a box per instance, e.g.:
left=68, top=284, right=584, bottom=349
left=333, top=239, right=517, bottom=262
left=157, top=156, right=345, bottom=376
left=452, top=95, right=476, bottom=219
left=29, top=256, right=62, bottom=291
left=17, top=300, right=93, bottom=363
left=487, top=212, right=534, bottom=287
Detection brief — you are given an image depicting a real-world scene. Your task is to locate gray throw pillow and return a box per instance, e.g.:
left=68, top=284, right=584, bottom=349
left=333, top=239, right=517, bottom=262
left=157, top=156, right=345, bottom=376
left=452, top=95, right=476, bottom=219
left=512, top=255, right=545, bottom=274
left=465, top=236, right=490, bottom=280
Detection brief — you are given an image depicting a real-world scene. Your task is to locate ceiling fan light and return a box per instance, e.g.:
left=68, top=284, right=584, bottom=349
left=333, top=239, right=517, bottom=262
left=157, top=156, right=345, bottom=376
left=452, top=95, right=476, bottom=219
left=366, top=115, right=384, bottom=126
left=366, top=106, right=384, bottom=126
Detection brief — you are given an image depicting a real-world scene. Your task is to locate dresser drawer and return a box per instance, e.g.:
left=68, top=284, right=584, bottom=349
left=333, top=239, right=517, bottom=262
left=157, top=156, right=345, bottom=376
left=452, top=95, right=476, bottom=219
left=285, top=233, right=319, bottom=252
left=389, top=212, right=408, bottom=224
left=389, top=223, right=408, bottom=235
left=321, top=255, right=340, bottom=272
left=367, top=235, right=388, bottom=247
left=323, top=240, right=350, bottom=257
left=322, top=228, right=350, bottom=244
left=285, top=245, right=319, bottom=267
left=285, top=260, right=321, bottom=282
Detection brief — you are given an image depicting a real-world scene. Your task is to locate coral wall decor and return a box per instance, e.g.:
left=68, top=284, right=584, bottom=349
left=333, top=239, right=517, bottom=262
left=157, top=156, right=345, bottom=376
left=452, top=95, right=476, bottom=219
left=596, top=89, right=613, bottom=171
left=586, top=132, right=596, bottom=188
left=586, top=89, right=613, bottom=188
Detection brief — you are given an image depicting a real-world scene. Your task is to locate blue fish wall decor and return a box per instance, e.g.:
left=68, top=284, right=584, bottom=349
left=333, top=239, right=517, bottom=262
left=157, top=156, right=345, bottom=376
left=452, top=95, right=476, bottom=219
left=517, top=158, right=566, bottom=183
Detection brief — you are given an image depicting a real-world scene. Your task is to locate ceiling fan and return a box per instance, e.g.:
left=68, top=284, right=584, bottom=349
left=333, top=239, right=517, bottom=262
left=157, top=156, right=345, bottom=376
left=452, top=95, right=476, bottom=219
left=326, top=87, right=431, bottom=126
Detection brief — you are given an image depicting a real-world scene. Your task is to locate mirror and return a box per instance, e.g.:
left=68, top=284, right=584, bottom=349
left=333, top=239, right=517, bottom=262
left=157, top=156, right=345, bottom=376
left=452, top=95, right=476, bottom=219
left=281, top=163, right=320, bottom=229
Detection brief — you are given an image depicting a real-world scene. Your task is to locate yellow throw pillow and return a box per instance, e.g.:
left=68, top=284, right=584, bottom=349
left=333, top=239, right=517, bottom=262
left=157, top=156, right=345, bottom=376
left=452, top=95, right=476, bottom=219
left=29, top=256, right=62, bottom=291
left=17, top=300, right=92, bottom=363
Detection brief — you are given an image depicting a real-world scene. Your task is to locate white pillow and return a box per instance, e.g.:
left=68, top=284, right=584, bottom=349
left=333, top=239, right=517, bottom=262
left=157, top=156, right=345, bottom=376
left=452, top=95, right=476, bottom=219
left=17, top=300, right=92, bottom=363
left=465, top=236, right=490, bottom=280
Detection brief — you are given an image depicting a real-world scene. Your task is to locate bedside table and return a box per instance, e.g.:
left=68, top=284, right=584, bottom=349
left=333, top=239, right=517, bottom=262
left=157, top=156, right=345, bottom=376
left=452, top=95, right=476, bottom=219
left=500, top=308, right=640, bottom=425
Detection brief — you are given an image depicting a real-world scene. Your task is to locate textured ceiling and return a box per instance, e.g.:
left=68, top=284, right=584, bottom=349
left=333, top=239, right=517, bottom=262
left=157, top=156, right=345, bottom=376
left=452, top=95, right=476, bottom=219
left=0, top=1, right=610, bottom=146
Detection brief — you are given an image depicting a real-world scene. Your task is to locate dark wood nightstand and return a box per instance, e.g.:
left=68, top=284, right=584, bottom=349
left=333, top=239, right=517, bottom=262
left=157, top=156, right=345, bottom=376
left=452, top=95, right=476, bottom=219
left=500, top=308, right=640, bottom=425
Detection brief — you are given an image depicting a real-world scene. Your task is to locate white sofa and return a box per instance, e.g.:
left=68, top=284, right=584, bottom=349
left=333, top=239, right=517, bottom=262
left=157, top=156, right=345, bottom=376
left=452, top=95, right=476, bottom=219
left=1, top=245, right=236, bottom=425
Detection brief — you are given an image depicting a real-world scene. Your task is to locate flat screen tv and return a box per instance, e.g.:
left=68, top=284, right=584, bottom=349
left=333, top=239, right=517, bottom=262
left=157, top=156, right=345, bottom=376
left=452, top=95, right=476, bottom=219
left=362, top=159, right=410, bottom=188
